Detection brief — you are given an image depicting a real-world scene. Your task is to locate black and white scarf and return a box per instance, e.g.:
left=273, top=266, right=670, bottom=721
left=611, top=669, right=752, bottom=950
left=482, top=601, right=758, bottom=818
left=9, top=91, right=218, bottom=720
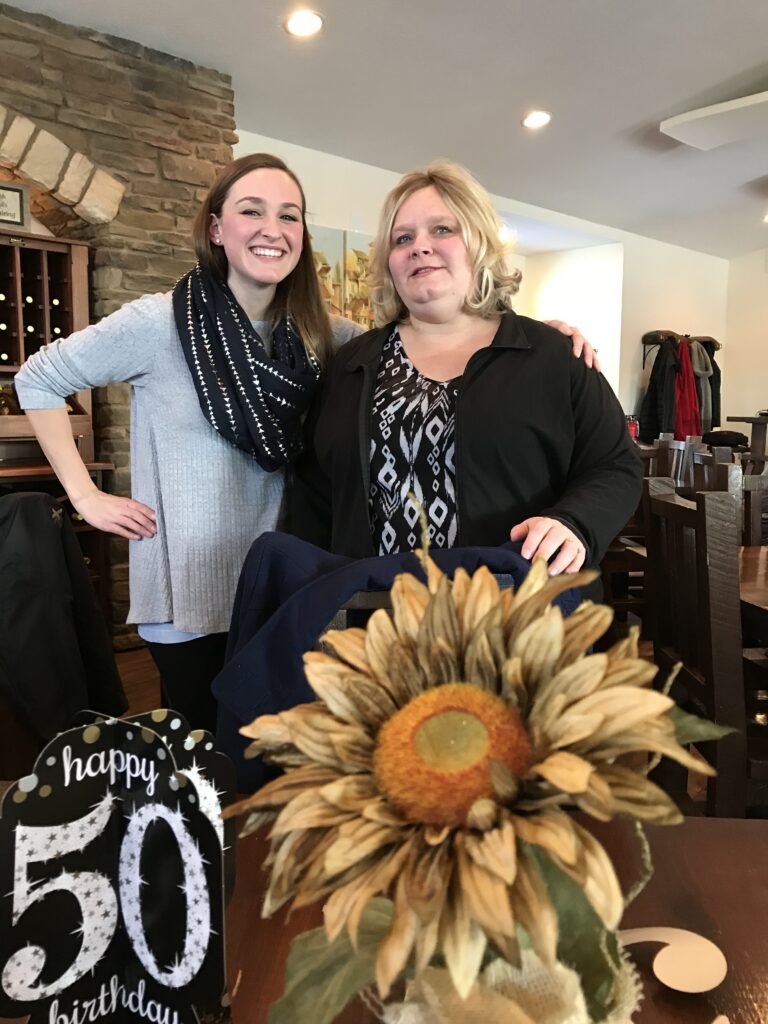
left=172, top=265, right=321, bottom=471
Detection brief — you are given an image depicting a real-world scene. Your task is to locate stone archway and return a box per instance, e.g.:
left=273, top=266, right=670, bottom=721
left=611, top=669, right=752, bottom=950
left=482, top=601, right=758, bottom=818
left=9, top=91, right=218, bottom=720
left=0, top=105, right=125, bottom=228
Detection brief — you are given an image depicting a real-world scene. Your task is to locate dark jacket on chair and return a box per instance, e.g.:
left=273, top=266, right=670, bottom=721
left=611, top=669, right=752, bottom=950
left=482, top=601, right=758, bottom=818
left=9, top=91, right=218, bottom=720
left=0, top=492, right=126, bottom=740
left=288, top=312, right=642, bottom=566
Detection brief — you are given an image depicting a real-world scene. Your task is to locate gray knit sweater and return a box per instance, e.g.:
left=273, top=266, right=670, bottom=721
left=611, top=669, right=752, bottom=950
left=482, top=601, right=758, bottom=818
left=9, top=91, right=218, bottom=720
left=15, top=293, right=363, bottom=633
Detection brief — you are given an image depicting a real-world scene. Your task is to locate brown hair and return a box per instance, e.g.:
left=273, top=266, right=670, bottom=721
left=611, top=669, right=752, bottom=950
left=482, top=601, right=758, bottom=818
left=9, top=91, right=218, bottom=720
left=192, top=153, right=332, bottom=364
left=370, top=159, right=522, bottom=326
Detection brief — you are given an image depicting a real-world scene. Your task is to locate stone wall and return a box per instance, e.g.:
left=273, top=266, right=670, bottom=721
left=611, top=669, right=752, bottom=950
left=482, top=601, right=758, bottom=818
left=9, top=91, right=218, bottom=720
left=0, top=2, right=237, bottom=643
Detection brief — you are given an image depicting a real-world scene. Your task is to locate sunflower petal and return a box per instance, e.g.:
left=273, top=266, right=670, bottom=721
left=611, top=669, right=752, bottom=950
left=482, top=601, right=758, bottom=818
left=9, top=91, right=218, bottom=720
left=510, top=811, right=579, bottom=867
left=462, top=565, right=501, bottom=636
left=391, top=573, right=431, bottom=644
left=456, top=835, right=515, bottom=937
left=439, top=884, right=487, bottom=998
left=324, top=836, right=413, bottom=945
left=363, top=608, right=400, bottom=687
left=324, top=818, right=400, bottom=876
left=599, top=657, right=659, bottom=690
left=556, top=603, right=614, bottom=668
left=376, top=873, right=419, bottom=997
left=597, top=763, right=683, bottom=825
left=222, top=763, right=338, bottom=819
left=532, top=751, right=595, bottom=794
left=571, top=822, right=624, bottom=929
left=512, top=851, right=558, bottom=966
left=465, top=819, right=517, bottom=885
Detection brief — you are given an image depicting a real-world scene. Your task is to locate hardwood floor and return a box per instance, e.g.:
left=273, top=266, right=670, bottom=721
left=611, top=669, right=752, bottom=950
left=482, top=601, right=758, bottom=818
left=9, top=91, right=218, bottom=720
left=117, top=644, right=162, bottom=716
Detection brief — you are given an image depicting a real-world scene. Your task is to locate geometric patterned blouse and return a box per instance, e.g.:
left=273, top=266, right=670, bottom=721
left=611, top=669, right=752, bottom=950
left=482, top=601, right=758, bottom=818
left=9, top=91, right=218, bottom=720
left=369, top=326, right=460, bottom=554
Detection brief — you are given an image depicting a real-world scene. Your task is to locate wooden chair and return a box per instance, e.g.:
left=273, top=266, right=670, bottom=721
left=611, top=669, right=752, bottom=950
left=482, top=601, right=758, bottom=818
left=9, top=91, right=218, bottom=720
left=599, top=437, right=702, bottom=637
left=743, top=473, right=768, bottom=546
left=643, top=479, right=768, bottom=816
left=691, top=447, right=738, bottom=493
left=654, top=435, right=707, bottom=489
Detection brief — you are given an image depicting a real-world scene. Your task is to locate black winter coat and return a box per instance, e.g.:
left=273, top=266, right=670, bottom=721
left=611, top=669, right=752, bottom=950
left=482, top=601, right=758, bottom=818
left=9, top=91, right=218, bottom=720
left=638, top=338, right=679, bottom=443
left=289, top=313, right=642, bottom=566
left=0, top=492, right=126, bottom=739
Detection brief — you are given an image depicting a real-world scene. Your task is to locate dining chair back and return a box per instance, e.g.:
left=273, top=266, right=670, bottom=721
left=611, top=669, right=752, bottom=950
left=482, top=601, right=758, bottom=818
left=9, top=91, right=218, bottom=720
left=643, top=479, right=748, bottom=816
left=654, top=436, right=707, bottom=488
left=691, top=448, right=739, bottom=494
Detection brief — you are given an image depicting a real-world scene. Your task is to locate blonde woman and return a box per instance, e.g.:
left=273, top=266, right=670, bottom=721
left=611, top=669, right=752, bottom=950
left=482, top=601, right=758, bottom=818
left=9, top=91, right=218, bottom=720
left=289, top=160, right=641, bottom=573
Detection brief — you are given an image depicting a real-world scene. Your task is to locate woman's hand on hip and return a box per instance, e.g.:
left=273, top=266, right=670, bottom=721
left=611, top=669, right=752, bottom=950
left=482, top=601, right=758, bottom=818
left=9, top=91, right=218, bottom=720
left=544, top=320, right=601, bottom=373
left=510, top=517, right=586, bottom=575
left=72, top=489, right=157, bottom=540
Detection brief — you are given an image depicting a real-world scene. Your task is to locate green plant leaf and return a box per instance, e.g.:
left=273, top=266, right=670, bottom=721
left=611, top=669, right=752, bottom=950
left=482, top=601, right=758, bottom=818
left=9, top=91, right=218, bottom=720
left=267, top=898, right=393, bottom=1024
left=668, top=706, right=736, bottom=745
left=524, top=843, right=621, bottom=1023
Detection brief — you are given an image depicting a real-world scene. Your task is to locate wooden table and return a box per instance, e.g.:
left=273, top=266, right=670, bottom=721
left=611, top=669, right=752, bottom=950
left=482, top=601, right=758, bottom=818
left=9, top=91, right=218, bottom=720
left=740, top=545, right=768, bottom=640
left=227, top=817, right=768, bottom=1024
left=740, top=546, right=768, bottom=615
left=727, top=415, right=768, bottom=471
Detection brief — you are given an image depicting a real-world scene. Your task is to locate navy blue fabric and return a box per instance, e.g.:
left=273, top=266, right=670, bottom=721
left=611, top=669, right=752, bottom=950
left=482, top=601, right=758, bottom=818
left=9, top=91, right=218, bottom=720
left=213, top=531, right=581, bottom=791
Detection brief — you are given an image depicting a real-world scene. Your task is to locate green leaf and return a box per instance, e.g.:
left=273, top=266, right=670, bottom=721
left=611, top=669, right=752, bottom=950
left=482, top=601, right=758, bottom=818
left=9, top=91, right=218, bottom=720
left=524, top=843, right=621, bottom=1023
left=668, top=706, right=736, bottom=745
left=267, top=898, right=393, bottom=1024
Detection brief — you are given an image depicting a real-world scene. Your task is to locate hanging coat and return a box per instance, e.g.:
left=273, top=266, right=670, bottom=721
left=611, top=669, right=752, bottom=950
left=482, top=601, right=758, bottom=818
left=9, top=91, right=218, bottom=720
left=700, top=338, right=722, bottom=428
left=674, top=342, right=701, bottom=440
left=0, top=492, right=126, bottom=740
left=638, top=338, right=679, bottom=443
left=689, top=340, right=714, bottom=434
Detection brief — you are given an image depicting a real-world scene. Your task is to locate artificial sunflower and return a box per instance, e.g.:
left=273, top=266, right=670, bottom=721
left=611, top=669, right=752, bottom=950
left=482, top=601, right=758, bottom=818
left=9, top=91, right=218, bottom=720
left=225, top=552, right=713, bottom=1004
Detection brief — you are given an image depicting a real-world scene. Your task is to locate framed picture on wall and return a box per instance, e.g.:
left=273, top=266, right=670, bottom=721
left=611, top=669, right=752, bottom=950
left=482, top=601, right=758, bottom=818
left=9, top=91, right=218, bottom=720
left=344, top=231, right=376, bottom=330
left=0, top=183, right=29, bottom=228
left=309, top=225, right=344, bottom=318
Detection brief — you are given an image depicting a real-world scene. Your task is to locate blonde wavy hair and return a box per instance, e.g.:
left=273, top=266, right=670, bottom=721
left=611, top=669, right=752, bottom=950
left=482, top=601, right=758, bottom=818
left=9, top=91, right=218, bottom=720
left=370, top=160, right=522, bottom=326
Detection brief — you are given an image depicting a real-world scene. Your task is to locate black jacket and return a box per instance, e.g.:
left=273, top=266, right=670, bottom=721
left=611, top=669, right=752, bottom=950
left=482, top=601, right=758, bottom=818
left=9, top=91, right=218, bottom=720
left=700, top=338, right=722, bottom=429
left=0, top=492, right=126, bottom=740
left=289, top=313, right=642, bottom=565
left=638, top=337, right=679, bottom=443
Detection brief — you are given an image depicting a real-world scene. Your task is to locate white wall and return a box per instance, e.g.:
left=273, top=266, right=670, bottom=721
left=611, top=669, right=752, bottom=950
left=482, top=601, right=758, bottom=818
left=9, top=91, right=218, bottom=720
left=518, top=244, right=624, bottom=396
left=619, top=237, right=729, bottom=416
left=724, top=248, right=768, bottom=422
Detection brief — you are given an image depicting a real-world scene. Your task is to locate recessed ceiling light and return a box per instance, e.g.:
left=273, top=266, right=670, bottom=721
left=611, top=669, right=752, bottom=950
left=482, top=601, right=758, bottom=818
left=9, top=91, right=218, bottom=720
left=285, top=9, right=323, bottom=37
left=522, top=110, right=551, bottom=130
left=763, top=212, right=768, bottom=224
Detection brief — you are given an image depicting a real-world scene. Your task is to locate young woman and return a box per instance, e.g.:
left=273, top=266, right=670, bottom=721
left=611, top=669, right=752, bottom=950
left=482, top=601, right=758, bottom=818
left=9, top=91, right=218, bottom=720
left=14, top=153, right=362, bottom=732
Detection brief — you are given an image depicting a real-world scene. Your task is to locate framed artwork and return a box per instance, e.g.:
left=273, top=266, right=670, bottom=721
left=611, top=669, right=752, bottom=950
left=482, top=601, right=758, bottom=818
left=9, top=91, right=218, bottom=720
left=309, top=225, right=344, bottom=318
left=0, top=183, right=29, bottom=228
left=343, top=230, right=376, bottom=330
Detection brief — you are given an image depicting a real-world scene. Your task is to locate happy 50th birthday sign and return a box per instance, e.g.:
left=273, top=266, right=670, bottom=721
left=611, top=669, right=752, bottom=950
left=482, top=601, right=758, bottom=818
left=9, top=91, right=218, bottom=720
left=0, top=711, right=236, bottom=1024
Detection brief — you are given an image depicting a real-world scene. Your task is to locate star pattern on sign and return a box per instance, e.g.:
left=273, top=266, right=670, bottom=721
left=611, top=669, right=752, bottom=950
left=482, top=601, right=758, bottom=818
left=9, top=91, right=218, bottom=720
left=369, top=328, right=459, bottom=555
left=119, top=801, right=212, bottom=987
left=181, top=758, right=224, bottom=846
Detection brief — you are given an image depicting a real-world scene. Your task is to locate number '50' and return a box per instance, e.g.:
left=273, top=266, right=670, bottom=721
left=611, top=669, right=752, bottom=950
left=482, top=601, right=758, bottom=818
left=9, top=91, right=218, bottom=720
left=1, top=795, right=210, bottom=1001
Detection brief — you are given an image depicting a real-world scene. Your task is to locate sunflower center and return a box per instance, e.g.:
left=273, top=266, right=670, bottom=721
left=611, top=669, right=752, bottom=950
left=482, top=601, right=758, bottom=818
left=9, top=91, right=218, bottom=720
left=414, top=710, right=489, bottom=771
left=373, top=682, right=531, bottom=827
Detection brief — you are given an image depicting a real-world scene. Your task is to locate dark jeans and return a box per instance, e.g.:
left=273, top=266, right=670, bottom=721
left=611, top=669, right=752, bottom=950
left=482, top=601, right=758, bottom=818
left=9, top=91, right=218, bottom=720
left=146, top=632, right=227, bottom=735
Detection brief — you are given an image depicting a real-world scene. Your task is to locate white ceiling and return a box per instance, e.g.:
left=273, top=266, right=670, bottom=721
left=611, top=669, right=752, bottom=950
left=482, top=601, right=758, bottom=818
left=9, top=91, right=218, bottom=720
left=8, top=0, right=768, bottom=258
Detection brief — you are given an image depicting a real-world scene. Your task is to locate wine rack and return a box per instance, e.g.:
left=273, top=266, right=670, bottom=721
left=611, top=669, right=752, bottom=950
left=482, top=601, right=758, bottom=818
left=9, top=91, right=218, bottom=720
left=0, top=227, right=93, bottom=459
